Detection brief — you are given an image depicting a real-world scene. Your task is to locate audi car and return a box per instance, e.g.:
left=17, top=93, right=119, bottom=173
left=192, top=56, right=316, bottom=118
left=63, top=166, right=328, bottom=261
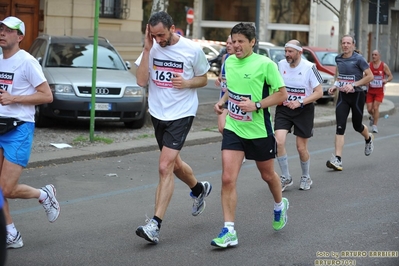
left=28, top=35, right=147, bottom=128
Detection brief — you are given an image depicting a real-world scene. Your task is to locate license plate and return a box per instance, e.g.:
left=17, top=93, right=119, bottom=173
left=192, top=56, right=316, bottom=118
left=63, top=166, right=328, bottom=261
left=89, top=103, right=111, bottom=110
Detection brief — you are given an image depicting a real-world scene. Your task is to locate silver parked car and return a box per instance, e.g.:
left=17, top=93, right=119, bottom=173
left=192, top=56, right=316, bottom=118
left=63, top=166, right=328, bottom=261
left=28, top=35, right=147, bottom=128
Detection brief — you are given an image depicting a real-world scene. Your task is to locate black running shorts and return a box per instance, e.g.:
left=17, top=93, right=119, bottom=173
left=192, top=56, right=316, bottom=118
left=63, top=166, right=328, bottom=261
left=274, top=103, right=315, bottom=138
left=151, top=116, right=194, bottom=151
left=222, top=129, right=276, bottom=161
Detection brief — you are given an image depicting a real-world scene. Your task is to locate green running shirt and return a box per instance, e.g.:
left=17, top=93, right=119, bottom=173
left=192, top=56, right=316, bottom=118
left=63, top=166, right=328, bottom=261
left=224, top=52, right=285, bottom=139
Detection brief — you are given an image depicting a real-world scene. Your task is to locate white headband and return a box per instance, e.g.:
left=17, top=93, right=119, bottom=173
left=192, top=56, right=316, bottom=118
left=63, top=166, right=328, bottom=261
left=284, top=43, right=303, bottom=52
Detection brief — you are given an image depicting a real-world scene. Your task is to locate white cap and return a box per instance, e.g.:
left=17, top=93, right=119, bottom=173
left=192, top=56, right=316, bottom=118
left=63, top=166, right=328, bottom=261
left=0, top=16, right=25, bottom=35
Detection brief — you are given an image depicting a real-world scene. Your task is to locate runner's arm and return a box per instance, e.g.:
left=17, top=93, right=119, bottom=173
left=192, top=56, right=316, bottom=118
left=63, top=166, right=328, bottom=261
left=384, top=63, right=393, bottom=84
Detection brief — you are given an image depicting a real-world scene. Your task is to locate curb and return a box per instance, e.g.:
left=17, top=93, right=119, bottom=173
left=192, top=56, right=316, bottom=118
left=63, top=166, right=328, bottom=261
left=27, top=99, right=395, bottom=169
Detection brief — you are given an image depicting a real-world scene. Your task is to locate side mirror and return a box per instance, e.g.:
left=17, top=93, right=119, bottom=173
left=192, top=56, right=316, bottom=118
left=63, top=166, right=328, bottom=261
left=125, top=61, right=131, bottom=70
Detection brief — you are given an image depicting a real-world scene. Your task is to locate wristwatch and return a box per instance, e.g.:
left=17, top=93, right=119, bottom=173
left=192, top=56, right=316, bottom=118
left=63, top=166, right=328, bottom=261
left=255, top=102, right=262, bottom=113
left=298, top=98, right=304, bottom=108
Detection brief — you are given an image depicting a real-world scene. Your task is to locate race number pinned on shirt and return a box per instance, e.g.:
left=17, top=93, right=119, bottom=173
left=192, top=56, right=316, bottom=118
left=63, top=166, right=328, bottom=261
left=369, top=75, right=383, bottom=88
left=220, top=79, right=227, bottom=93
left=0, top=72, right=14, bottom=93
left=283, top=86, right=305, bottom=106
left=227, top=91, right=253, bottom=122
left=335, top=74, right=355, bottom=92
left=151, top=58, right=184, bottom=88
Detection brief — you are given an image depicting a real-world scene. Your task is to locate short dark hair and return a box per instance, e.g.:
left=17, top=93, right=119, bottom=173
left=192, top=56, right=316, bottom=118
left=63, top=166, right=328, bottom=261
left=230, top=23, right=256, bottom=44
left=148, top=11, right=174, bottom=30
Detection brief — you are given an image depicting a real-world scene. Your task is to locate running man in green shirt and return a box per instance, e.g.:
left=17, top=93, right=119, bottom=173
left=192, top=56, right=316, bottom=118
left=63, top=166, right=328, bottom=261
left=211, top=22, right=289, bottom=248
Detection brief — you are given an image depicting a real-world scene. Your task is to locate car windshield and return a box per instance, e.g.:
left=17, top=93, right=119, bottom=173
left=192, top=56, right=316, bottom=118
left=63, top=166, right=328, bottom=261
left=45, top=43, right=126, bottom=70
left=269, top=49, right=286, bottom=63
left=315, top=51, right=338, bottom=66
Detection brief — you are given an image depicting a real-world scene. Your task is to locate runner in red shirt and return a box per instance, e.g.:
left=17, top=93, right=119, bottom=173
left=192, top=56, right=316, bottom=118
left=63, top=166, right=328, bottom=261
left=366, top=50, right=393, bottom=133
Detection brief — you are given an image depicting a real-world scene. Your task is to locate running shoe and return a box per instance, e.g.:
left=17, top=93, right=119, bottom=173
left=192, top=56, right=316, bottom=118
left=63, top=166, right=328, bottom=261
left=7, top=231, right=24, bottom=249
left=40, top=184, right=60, bottom=223
left=365, top=133, right=374, bottom=156
left=326, top=154, right=343, bottom=171
left=211, top=227, right=238, bottom=248
left=190, top=181, right=212, bottom=216
left=136, top=219, right=160, bottom=244
left=299, top=176, right=312, bottom=190
left=369, top=116, right=374, bottom=127
left=273, top=197, right=289, bottom=231
left=372, top=125, right=378, bottom=133
left=280, top=175, right=293, bottom=192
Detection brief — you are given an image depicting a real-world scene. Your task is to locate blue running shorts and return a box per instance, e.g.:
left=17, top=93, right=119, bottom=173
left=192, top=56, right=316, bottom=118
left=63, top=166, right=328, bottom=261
left=0, top=122, right=34, bottom=167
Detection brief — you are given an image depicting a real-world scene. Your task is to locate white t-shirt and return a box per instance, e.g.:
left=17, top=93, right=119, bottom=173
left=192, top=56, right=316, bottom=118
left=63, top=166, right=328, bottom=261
left=135, top=36, right=209, bottom=120
left=278, top=59, right=322, bottom=104
left=0, top=50, right=47, bottom=122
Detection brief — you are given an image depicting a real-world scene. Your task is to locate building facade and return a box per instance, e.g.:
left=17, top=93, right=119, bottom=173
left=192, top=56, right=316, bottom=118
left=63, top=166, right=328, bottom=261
left=1, top=0, right=398, bottom=71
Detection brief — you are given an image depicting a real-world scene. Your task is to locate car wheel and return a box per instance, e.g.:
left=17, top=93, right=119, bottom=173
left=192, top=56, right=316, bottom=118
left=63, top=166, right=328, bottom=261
left=35, top=105, right=52, bottom=128
left=124, top=113, right=146, bottom=129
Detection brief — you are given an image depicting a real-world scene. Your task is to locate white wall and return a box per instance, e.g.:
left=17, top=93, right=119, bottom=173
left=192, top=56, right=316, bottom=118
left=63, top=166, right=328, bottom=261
left=311, top=0, right=340, bottom=49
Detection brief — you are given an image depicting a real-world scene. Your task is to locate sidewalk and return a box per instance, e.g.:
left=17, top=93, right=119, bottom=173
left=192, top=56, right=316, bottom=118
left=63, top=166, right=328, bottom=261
left=28, top=78, right=398, bottom=169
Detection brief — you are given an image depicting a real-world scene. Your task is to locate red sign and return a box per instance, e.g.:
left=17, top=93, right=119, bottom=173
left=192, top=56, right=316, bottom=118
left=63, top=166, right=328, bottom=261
left=330, top=26, right=335, bottom=37
left=186, top=8, right=194, bottom=25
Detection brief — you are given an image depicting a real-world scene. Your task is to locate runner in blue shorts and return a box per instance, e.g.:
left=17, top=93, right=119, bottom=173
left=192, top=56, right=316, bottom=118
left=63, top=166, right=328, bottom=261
left=0, top=16, right=60, bottom=249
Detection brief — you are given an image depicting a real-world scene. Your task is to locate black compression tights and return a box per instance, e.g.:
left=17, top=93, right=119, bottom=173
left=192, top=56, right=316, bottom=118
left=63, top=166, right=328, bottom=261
left=335, top=91, right=366, bottom=135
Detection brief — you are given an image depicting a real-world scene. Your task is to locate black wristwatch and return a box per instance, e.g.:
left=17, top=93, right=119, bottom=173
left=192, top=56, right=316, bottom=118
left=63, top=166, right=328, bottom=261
left=255, top=102, right=262, bottom=113
left=298, top=98, right=304, bottom=108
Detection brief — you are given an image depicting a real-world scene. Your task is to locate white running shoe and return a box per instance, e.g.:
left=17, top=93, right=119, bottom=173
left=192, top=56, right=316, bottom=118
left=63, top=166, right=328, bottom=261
left=40, top=184, right=60, bottom=223
left=299, top=176, right=313, bottom=190
left=372, top=125, right=378, bottom=133
left=7, top=231, right=24, bottom=249
left=365, top=133, right=374, bottom=156
left=190, top=181, right=212, bottom=216
left=280, top=175, right=293, bottom=192
left=136, top=219, right=160, bottom=244
left=326, top=154, right=343, bottom=171
left=369, top=116, right=374, bottom=127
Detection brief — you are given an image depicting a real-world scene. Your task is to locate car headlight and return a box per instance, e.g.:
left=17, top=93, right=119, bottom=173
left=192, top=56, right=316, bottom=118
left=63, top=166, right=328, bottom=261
left=326, top=77, right=335, bottom=86
left=50, top=84, right=74, bottom=94
left=124, top=86, right=144, bottom=97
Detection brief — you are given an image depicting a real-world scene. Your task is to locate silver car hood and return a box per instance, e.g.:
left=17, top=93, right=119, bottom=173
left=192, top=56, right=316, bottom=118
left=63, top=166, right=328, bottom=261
left=44, top=68, right=139, bottom=87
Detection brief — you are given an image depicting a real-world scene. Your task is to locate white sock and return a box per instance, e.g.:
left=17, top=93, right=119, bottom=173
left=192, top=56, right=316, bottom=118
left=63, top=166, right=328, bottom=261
left=300, top=159, right=310, bottom=177
left=39, top=189, right=47, bottom=201
left=224, top=222, right=235, bottom=233
left=277, top=154, right=290, bottom=178
left=274, top=201, right=284, bottom=211
left=6, top=223, right=17, bottom=236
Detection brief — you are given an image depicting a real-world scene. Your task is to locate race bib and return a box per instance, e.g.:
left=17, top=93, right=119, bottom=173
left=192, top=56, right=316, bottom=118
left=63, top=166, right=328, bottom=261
left=334, top=74, right=355, bottom=92
left=227, top=91, right=253, bottom=122
left=0, top=72, right=14, bottom=93
left=283, top=86, right=305, bottom=106
left=151, top=58, right=184, bottom=88
left=334, top=74, right=355, bottom=88
left=220, top=80, right=227, bottom=93
left=369, top=76, right=383, bottom=88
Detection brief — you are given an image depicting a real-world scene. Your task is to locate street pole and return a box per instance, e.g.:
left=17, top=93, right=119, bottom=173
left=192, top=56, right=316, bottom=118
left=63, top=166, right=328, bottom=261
left=376, top=0, right=380, bottom=51
left=254, top=0, right=260, bottom=53
left=354, top=0, right=360, bottom=45
left=90, top=0, right=100, bottom=142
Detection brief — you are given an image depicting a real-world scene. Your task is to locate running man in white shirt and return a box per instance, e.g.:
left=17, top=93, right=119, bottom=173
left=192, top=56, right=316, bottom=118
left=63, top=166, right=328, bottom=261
left=275, top=40, right=323, bottom=191
left=134, top=11, right=212, bottom=244
left=0, top=16, right=59, bottom=250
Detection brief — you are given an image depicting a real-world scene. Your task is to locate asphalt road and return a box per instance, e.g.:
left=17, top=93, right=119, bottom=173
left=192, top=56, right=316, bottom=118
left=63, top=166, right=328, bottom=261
left=5, top=85, right=399, bottom=265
